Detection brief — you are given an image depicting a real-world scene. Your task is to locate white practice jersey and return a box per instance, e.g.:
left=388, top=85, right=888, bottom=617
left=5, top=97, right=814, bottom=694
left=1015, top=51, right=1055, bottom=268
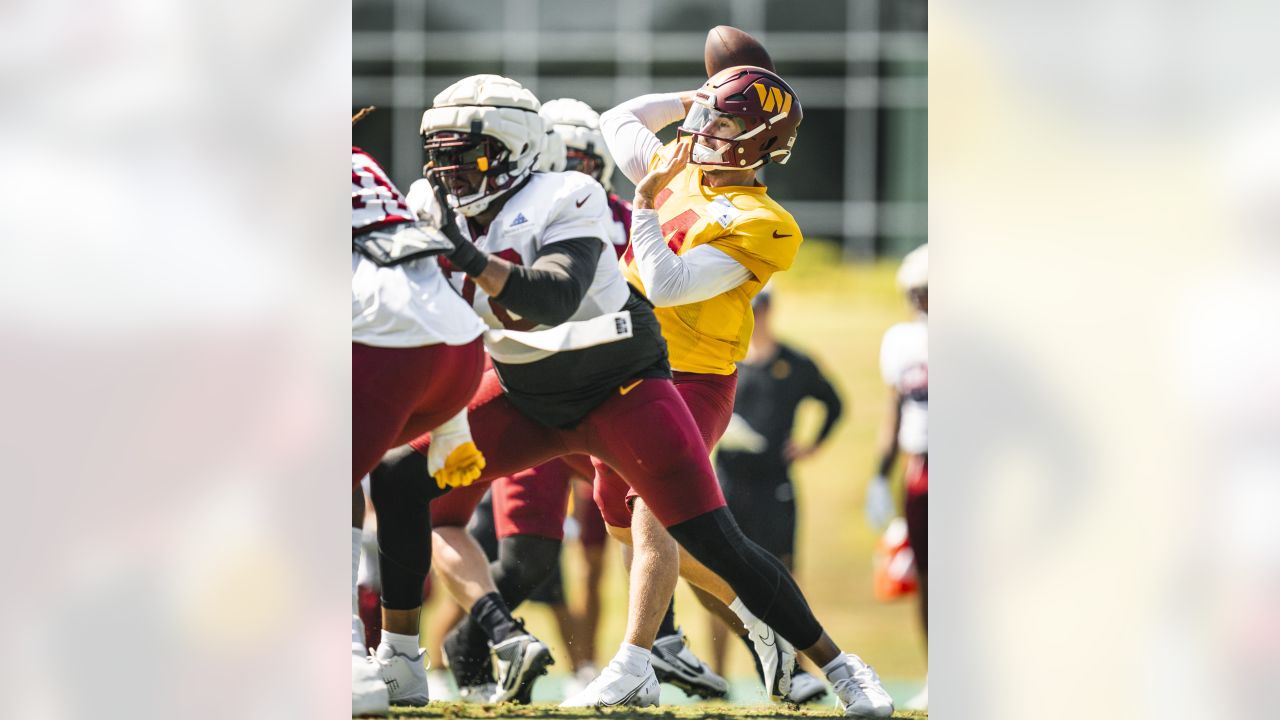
left=880, top=317, right=928, bottom=455
left=406, top=171, right=628, bottom=364
left=351, top=148, right=486, bottom=348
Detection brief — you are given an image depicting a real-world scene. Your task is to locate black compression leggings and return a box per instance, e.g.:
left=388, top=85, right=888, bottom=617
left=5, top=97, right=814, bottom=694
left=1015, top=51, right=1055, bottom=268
left=667, top=507, right=824, bottom=649
left=369, top=450, right=447, bottom=610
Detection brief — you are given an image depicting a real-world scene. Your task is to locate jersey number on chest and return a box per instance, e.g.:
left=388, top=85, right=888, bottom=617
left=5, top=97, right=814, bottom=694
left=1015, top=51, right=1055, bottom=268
left=440, top=248, right=538, bottom=331
left=622, top=188, right=700, bottom=264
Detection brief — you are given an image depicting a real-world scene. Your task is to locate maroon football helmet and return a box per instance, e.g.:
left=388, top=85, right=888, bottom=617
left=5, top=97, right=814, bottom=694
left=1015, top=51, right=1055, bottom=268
left=676, top=65, right=803, bottom=170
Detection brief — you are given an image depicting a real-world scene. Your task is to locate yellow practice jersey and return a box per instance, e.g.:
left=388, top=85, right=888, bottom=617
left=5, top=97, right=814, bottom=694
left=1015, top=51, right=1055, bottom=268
left=621, top=141, right=803, bottom=375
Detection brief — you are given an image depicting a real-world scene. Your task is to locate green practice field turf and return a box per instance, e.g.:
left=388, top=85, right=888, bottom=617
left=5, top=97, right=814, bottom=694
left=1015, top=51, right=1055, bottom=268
left=387, top=703, right=928, bottom=719
left=416, top=240, right=927, bottom=713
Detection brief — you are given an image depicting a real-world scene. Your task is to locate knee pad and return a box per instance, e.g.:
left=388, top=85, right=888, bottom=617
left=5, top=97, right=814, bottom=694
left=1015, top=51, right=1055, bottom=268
left=492, top=534, right=562, bottom=608
left=370, top=450, right=439, bottom=609
left=669, top=508, right=822, bottom=648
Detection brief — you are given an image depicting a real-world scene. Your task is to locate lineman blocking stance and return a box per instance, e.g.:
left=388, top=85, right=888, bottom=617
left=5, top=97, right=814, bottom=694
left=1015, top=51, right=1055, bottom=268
left=437, top=97, right=728, bottom=702
left=374, top=73, right=892, bottom=718
left=351, top=145, right=489, bottom=714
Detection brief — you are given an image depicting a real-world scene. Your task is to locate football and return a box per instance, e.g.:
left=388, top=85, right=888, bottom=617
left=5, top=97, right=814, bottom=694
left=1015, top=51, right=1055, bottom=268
left=704, top=25, right=776, bottom=77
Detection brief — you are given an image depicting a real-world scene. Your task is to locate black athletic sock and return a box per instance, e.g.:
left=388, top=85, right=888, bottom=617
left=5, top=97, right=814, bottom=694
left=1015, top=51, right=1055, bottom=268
left=739, top=631, right=766, bottom=685
left=657, top=598, right=678, bottom=639
left=470, top=591, right=524, bottom=645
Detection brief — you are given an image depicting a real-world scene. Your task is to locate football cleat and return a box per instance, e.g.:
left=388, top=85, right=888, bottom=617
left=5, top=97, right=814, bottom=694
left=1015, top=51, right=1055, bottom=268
left=368, top=644, right=430, bottom=707
left=905, top=679, right=928, bottom=710
left=651, top=628, right=728, bottom=699
left=784, top=670, right=829, bottom=704
left=352, top=655, right=390, bottom=717
left=443, top=625, right=495, bottom=701
left=426, top=669, right=457, bottom=702
left=559, top=659, right=661, bottom=708
left=352, top=613, right=367, bottom=657
left=830, top=654, right=894, bottom=718
left=745, top=619, right=795, bottom=698
left=490, top=633, right=554, bottom=703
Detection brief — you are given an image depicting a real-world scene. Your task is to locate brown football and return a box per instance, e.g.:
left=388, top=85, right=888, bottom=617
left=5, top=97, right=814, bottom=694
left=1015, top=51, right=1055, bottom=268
left=704, top=25, right=775, bottom=77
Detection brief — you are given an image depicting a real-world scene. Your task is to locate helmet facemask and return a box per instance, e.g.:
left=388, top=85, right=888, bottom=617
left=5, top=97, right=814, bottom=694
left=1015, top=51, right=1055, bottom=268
left=565, top=146, right=606, bottom=182
left=423, top=131, right=522, bottom=217
left=676, top=102, right=763, bottom=170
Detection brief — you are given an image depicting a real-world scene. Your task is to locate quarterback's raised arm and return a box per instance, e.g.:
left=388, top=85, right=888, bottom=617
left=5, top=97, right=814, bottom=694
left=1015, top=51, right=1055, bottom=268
left=628, top=139, right=752, bottom=306
left=600, top=91, right=695, bottom=184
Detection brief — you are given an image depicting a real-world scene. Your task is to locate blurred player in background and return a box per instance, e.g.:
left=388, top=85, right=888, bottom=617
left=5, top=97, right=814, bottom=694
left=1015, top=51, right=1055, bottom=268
left=866, top=243, right=929, bottom=710
left=574, top=66, right=892, bottom=717
left=710, top=284, right=843, bottom=701
left=351, top=142, right=489, bottom=714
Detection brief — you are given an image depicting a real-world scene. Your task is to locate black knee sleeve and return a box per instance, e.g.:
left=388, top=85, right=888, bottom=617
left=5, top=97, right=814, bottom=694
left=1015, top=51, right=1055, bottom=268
left=668, top=507, right=823, bottom=649
left=491, top=534, right=562, bottom=610
left=370, top=449, right=447, bottom=610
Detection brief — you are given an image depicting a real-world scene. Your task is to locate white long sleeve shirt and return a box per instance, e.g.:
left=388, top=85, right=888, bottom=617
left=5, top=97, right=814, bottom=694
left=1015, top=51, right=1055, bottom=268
left=601, top=93, right=754, bottom=307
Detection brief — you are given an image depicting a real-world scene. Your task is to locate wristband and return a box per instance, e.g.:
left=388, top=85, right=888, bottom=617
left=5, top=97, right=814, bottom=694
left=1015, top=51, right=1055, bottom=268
left=448, top=239, right=490, bottom=277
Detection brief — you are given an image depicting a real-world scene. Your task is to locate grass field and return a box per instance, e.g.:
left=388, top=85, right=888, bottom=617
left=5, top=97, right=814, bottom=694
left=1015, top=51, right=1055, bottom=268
left=387, top=704, right=929, bottom=719
left=417, top=240, right=927, bottom=714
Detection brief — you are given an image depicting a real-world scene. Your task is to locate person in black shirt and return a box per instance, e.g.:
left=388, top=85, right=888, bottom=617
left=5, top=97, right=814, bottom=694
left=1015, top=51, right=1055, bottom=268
left=708, top=286, right=844, bottom=686
left=715, top=286, right=844, bottom=568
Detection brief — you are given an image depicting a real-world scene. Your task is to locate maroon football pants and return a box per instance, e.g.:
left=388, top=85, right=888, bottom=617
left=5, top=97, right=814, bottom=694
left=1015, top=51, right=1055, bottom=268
left=351, top=339, right=484, bottom=486
left=417, top=369, right=727, bottom=529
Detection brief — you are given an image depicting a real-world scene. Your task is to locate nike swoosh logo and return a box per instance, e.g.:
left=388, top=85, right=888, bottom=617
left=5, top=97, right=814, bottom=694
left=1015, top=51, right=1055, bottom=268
left=760, top=627, right=776, bottom=647
left=576, top=195, right=591, bottom=208
left=772, top=230, right=793, bottom=238
left=600, top=682, right=646, bottom=707
left=619, top=379, right=643, bottom=395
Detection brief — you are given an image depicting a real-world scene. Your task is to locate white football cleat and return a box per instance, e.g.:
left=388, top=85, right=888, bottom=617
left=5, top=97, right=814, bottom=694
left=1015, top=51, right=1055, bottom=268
left=427, top=669, right=457, bottom=702
left=559, top=660, right=661, bottom=708
left=830, top=654, right=894, bottom=718
left=785, top=670, right=829, bottom=704
left=352, top=614, right=367, bottom=657
left=905, top=679, right=928, bottom=710
left=369, top=644, right=430, bottom=706
left=352, top=655, right=389, bottom=717
left=651, top=628, right=728, bottom=698
left=563, top=664, right=598, bottom=700
left=745, top=619, right=795, bottom=698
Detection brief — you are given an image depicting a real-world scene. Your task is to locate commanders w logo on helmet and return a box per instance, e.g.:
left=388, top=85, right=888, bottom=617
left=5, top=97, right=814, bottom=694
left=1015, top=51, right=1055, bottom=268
left=751, top=83, right=793, bottom=115
left=677, top=65, right=802, bottom=170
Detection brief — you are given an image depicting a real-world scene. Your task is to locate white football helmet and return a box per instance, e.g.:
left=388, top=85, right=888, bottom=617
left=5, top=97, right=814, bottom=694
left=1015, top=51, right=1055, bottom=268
left=539, top=98, right=615, bottom=192
left=420, top=75, right=546, bottom=217
left=897, top=243, right=928, bottom=292
left=536, top=124, right=567, bottom=172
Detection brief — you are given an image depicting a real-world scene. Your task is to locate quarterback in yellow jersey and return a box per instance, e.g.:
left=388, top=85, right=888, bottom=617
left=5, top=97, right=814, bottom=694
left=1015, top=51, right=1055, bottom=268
left=564, top=66, right=895, bottom=717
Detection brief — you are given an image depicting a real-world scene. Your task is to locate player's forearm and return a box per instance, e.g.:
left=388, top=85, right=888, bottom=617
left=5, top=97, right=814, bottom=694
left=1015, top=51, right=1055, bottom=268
left=490, top=237, right=601, bottom=326
left=601, top=93, right=690, bottom=184
left=629, top=209, right=751, bottom=306
left=813, top=398, right=843, bottom=447
left=873, top=394, right=902, bottom=477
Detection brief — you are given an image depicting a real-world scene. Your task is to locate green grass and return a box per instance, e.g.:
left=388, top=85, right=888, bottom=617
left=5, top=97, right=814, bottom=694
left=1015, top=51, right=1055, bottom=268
left=418, top=240, right=926, bottom=711
left=389, top=703, right=927, bottom=719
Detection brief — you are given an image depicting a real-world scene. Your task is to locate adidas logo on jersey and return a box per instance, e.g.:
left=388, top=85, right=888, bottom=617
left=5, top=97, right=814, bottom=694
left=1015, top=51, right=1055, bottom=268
left=510, top=213, right=529, bottom=227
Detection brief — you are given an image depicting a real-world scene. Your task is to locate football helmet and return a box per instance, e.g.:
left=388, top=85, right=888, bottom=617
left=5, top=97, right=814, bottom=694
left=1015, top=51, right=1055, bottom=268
left=677, top=65, right=802, bottom=170
left=539, top=98, right=616, bottom=191
left=536, top=124, right=567, bottom=172
left=897, top=243, right=928, bottom=292
left=420, top=75, right=545, bottom=217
